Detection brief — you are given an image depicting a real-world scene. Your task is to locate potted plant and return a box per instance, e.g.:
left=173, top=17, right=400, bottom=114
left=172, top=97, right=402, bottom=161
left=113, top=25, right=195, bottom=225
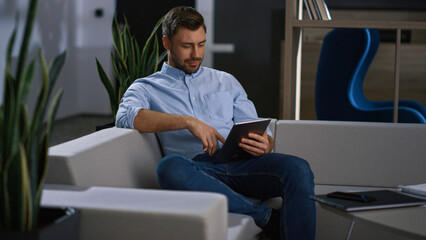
left=96, top=14, right=167, bottom=127
left=0, top=0, right=79, bottom=239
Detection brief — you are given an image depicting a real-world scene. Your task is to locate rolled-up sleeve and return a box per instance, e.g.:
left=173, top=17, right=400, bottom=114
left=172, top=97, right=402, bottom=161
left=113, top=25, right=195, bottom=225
left=115, top=82, right=150, bottom=129
left=231, top=77, right=273, bottom=137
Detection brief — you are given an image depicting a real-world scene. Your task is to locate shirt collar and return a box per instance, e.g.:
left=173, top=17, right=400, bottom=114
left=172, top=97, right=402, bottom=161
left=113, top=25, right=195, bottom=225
left=161, top=62, right=203, bottom=81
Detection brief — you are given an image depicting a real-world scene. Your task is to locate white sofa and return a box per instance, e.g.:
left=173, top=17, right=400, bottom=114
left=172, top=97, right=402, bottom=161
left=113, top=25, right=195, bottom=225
left=43, top=120, right=426, bottom=240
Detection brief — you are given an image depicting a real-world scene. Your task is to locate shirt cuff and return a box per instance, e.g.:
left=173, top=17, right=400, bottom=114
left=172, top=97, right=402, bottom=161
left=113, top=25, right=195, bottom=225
left=128, top=106, right=143, bottom=129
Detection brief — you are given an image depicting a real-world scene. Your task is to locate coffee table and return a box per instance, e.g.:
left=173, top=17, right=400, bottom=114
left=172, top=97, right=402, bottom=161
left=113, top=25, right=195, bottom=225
left=319, top=204, right=426, bottom=240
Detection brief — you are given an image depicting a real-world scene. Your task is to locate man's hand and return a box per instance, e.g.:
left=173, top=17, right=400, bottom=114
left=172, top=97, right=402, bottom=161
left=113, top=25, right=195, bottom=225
left=187, top=117, right=225, bottom=156
left=238, top=131, right=273, bottom=157
left=134, top=109, right=225, bottom=156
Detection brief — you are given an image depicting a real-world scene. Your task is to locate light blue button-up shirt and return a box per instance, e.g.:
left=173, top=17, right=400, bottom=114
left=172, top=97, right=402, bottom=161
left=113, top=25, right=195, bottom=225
left=116, top=63, right=270, bottom=159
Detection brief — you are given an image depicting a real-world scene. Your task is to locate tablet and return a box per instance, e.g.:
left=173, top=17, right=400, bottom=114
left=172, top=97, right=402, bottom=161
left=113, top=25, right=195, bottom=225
left=219, top=118, right=271, bottom=161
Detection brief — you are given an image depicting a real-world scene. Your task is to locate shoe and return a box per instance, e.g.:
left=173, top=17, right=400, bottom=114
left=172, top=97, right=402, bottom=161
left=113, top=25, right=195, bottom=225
left=263, top=209, right=281, bottom=240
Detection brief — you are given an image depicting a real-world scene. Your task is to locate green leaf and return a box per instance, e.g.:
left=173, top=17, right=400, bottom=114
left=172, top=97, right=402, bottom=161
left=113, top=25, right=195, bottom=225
left=19, top=143, right=32, bottom=231
left=134, top=41, right=142, bottom=77
left=158, top=50, right=167, bottom=65
left=33, top=134, right=48, bottom=219
left=111, top=52, right=120, bottom=79
left=30, top=50, right=49, bottom=134
left=119, top=75, right=131, bottom=102
left=98, top=13, right=165, bottom=117
left=27, top=50, right=49, bottom=185
left=17, top=61, right=35, bottom=105
left=36, top=90, right=62, bottom=199
left=147, top=34, right=160, bottom=74
left=48, top=51, right=67, bottom=93
left=5, top=26, right=17, bottom=71
left=1, top=0, right=66, bottom=231
left=141, top=15, right=164, bottom=74
left=123, top=27, right=133, bottom=73
left=16, top=0, right=39, bottom=82
left=140, top=35, right=153, bottom=74
left=0, top=106, right=4, bottom=169
left=4, top=71, right=19, bottom=166
left=19, top=105, right=30, bottom=145
left=148, top=16, right=165, bottom=41
left=96, top=58, right=118, bottom=116
left=112, top=16, right=123, bottom=55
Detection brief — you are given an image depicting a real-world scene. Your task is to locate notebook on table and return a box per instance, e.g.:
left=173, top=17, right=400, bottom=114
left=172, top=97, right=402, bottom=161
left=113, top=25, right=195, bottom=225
left=311, top=190, right=426, bottom=212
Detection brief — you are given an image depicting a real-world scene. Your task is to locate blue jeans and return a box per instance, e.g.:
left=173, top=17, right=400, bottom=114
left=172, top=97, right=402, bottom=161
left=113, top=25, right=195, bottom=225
left=157, top=152, right=316, bottom=240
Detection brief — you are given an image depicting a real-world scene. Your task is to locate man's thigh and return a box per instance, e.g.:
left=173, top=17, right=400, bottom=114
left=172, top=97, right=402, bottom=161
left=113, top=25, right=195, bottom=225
left=224, top=153, right=312, bottom=200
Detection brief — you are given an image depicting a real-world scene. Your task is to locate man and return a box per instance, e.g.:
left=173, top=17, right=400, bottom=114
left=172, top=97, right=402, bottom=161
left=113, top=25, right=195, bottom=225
left=116, top=6, right=315, bottom=240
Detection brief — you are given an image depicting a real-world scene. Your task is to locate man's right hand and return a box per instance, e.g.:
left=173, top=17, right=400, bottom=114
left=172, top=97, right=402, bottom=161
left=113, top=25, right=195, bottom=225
left=134, top=109, right=225, bottom=156
left=186, top=117, right=225, bottom=156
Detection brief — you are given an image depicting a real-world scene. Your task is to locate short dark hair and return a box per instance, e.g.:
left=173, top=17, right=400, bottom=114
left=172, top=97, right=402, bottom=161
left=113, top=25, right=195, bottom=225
left=162, top=6, right=206, bottom=40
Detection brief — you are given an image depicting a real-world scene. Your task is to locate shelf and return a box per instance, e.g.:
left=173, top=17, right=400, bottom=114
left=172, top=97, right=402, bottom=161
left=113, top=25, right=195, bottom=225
left=281, top=0, right=426, bottom=121
left=292, top=19, right=426, bottom=30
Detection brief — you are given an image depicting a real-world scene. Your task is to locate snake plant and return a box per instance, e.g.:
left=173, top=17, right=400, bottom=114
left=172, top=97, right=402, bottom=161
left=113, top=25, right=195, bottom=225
left=96, top=15, right=167, bottom=119
left=0, top=0, right=65, bottom=231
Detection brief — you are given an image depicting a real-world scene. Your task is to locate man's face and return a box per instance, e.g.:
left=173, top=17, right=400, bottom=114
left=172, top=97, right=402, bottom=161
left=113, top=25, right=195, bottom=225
left=163, top=26, right=206, bottom=74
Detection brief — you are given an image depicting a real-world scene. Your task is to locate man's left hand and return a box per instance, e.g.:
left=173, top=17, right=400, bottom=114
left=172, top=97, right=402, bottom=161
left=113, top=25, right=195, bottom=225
left=239, top=131, right=273, bottom=157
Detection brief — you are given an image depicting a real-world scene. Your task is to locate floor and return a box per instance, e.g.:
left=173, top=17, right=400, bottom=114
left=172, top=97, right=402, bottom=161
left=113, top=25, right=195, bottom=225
left=50, top=114, right=114, bottom=146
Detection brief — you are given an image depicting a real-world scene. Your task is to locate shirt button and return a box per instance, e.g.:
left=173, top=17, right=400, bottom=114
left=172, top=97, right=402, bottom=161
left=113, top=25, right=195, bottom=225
left=192, top=97, right=196, bottom=101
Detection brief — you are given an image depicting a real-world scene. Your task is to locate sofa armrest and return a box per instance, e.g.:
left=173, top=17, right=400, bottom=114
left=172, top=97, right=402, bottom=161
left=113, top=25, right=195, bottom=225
left=42, top=185, right=227, bottom=240
left=46, top=127, right=163, bottom=188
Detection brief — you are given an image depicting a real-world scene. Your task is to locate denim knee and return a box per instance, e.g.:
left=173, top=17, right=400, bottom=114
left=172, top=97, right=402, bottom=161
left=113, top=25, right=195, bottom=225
left=287, top=156, right=315, bottom=194
left=289, top=156, right=314, bottom=181
left=272, top=154, right=315, bottom=191
left=156, top=154, right=193, bottom=189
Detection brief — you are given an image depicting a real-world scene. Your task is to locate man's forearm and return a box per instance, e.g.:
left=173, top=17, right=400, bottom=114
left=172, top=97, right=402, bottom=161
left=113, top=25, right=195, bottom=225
left=133, top=109, right=192, bottom=133
left=133, top=109, right=225, bottom=155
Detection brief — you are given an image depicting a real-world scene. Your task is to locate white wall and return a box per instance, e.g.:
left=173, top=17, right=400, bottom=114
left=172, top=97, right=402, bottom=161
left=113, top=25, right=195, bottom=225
left=195, top=0, right=234, bottom=68
left=0, top=0, right=114, bottom=119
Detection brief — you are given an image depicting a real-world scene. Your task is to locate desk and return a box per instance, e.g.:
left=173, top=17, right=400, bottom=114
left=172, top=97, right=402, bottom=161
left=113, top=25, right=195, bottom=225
left=319, top=204, right=426, bottom=240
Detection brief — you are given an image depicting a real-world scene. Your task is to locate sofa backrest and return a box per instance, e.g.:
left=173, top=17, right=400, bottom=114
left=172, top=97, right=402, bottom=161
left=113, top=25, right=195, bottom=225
left=47, top=120, right=278, bottom=189
left=46, top=127, right=163, bottom=189
left=273, top=120, right=426, bottom=188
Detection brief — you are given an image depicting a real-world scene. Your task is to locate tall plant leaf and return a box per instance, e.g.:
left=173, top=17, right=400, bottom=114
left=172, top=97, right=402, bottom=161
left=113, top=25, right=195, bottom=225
left=5, top=26, right=17, bottom=75
left=18, top=144, right=32, bottom=230
left=47, top=51, right=67, bottom=96
left=17, top=61, right=35, bottom=105
left=15, top=0, right=39, bottom=82
left=27, top=50, right=49, bottom=170
left=147, top=35, right=160, bottom=73
left=39, top=90, right=62, bottom=187
left=4, top=72, right=18, bottom=167
left=96, top=13, right=166, bottom=118
left=158, top=51, right=167, bottom=66
left=0, top=0, right=65, bottom=231
left=34, top=91, right=63, bottom=216
left=96, top=59, right=117, bottom=115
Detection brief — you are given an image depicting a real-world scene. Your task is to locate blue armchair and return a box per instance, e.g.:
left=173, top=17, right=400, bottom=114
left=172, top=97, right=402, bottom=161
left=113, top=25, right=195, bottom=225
left=315, top=28, right=426, bottom=123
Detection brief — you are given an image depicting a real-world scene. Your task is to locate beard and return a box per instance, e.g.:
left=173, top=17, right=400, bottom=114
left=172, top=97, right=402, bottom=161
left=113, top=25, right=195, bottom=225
left=168, top=48, right=203, bottom=74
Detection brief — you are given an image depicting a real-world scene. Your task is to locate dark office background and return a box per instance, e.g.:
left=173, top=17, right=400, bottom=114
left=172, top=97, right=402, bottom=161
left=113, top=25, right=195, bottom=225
left=117, top=0, right=426, bottom=119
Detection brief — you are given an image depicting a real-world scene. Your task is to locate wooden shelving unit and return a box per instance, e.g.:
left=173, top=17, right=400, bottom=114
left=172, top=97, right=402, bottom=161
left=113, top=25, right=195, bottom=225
left=280, top=0, right=426, bottom=121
